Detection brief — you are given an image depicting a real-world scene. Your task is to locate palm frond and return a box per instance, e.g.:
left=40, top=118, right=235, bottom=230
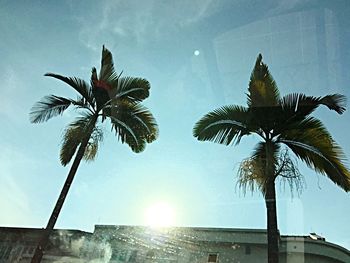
left=319, top=94, right=346, bottom=114
left=60, top=113, right=95, bottom=166
left=280, top=93, right=346, bottom=120
left=91, top=67, right=98, bottom=83
left=45, top=73, right=94, bottom=107
left=273, top=93, right=346, bottom=136
left=108, top=101, right=158, bottom=153
left=91, top=52, right=117, bottom=111
left=193, top=105, right=253, bottom=145
left=99, top=45, right=119, bottom=85
left=116, top=77, right=150, bottom=102
left=60, top=123, right=83, bottom=166
left=247, top=54, right=280, bottom=108
left=279, top=117, right=350, bottom=191
left=30, top=95, right=73, bottom=123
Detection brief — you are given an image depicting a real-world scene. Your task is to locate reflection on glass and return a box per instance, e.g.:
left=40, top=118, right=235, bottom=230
left=0, top=1, right=349, bottom=262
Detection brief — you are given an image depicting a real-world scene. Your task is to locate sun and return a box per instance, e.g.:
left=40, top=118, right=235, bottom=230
left=145, top=202, right=175, bottom=227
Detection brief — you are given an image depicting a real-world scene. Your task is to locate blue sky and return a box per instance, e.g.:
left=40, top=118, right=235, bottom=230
left=0, top=0, right=349, bottom=250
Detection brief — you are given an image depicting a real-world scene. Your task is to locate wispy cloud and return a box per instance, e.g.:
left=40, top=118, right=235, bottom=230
left=75, top=0, right=217, bottom=52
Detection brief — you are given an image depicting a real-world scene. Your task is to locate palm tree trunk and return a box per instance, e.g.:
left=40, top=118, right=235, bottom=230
left=264, top=140, right=279, bottom=263
left=31, top=115, right=97, bottom=263
left=265, top=180, right=279, bottom=263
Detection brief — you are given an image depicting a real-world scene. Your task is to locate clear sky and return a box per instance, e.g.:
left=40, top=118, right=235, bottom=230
left=1, top=0, right=349, bottom=250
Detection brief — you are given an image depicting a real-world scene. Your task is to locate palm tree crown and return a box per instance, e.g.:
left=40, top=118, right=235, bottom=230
left=194, top=54, right=350, bottom=192
left=193, top=54, right=349, bottom=263
left=30, top=45, right=158, bottom=163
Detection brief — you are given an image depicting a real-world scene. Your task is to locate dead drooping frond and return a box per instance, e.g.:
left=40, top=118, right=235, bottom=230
left=83, top=127, right=103, bottom=162
left=275, top=149, right=305, bottom=197
left=237, top=149, right=304, bottom=197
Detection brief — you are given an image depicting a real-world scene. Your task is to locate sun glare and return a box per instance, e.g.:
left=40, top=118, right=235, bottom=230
left=145, top=202, right=175, bottom=227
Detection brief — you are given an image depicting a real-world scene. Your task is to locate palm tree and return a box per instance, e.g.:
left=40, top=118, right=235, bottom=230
left=193, top=54, right=350, bottom=263
left=29, top=46, right=158, bottom=263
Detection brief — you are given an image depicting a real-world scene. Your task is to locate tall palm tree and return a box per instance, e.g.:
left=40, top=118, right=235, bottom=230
left=193, top=54, right=350, bottom=263
left=29, top=46, right=158, bottom=263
